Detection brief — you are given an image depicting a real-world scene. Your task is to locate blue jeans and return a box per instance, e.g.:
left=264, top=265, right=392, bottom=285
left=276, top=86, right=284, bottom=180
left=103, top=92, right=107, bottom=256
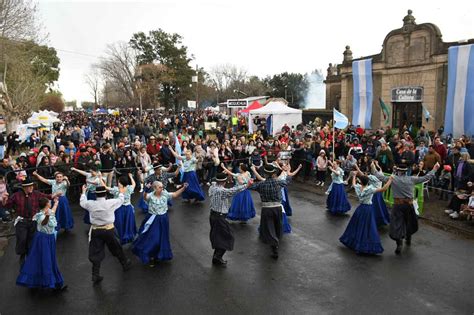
left=0, top=207, right=7, bottom=220
left=0, top=145, right=4, bottom=160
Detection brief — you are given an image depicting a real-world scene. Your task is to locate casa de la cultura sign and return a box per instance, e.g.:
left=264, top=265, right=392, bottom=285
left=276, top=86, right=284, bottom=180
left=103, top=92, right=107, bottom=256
left=391, top=86, right=423, bottom=102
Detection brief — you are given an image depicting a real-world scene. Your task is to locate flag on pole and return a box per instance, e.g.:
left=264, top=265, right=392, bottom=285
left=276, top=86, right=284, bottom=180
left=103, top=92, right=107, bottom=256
left=352, top=58, right=373, bottom=129
left=379, top=97, right=391, bottom=125
left=175, top=135, right=184, bottom=181
left=333, top=108, right=349, bottom=129
left=421, top=104, right=431, bottom=122
left=445, top=44, right=474, bottom=138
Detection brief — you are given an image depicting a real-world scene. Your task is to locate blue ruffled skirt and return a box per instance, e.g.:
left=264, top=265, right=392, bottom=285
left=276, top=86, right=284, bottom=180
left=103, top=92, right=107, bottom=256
left=227, top=190, right=256, bottom=221
left=114, top=204, right=137, bottom=245
left=282, top=187, right=293, bottom=216
left=56, top=196, right=74, bottom=231
left=182, top=171, right=205, bottom=201
left=339, top=204, right=383, bottom=254
left=83, top=191, right=96, bottom=224
left=282, top=211, right=291, bottom=234
left=326, top=183, right=351, bottom=214
left=138, top=193, right=149, bottom=213
left=132, top=213, right=173, bottom=264
left=16, top=232, right=64, bottom=289
left=372, top=192, right=390, bottom=226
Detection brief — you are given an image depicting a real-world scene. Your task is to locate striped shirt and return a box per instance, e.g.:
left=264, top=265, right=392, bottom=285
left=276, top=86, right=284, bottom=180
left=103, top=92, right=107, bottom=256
left=208, top=183, right=246, bottom=214
left=249, top=177, right=291, bottom=202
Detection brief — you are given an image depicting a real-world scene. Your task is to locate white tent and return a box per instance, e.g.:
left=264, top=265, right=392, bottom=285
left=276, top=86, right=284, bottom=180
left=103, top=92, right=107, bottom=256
left=248, top=100, right=302, bottom=135
left=27, top=110, right=60, bottom=128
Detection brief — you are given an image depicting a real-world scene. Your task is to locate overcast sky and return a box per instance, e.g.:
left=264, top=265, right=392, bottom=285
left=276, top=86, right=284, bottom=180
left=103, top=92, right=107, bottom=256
left=38, top=0, right=474, bottom=104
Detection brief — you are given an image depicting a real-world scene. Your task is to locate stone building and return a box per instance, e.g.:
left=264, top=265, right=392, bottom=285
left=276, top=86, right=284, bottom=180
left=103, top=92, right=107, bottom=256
left=324, top=10, right=474, bottom=131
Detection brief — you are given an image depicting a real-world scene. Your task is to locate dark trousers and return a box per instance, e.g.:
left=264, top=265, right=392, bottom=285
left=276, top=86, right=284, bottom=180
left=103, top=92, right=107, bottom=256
left=389, top=204, right=418, bottom=242
left=259, top=206, right=283, bottom=247
left=316, top=170, right=326, bottom=182
left=209, top=212, right=234, bottom=252
left=15, top=220, right=36, bottom=257
left=89, top=228, right=127, bottom=276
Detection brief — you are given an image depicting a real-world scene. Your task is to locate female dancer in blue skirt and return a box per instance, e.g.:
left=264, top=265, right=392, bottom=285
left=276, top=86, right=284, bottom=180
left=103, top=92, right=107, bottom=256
left=33, top=171, right=74, bottom=232
left=278, top=163, right=302, bottom=217
left=101, top=173, right=137, bottom=245
left=370, top=161, right=391, bottom=226
left=339, top=173, right=393, bottom=255
left=326, top=160, right=351, bottom=214
left=132, top=181, right=188, bottom=267
left=170, top=148, right=205, bottom=203
left=17, top=197, right=67, bottom=291
left=221, top=163, right=256, bottom=223
left=71, top=166, right=101, bottom=224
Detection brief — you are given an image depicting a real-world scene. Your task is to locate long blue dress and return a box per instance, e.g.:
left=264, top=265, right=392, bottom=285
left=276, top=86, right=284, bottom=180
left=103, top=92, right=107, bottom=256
left=227, top=172, right=256, bottom=221
left=339, top=184, right=384, bottom=254
left=111, top=186, right=137, bottom=245
left=16, top=212, right=64, bottom=289
left=132, top=191, right=173, bottom=264
left=326, top=168, right=351, bottom=214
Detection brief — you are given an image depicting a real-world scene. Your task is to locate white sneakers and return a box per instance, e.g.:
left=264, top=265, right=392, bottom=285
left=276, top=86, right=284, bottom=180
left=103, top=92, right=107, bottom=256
left=444, top=209, right=454, bottom=214
left=449, top=212, right=459, bottom=219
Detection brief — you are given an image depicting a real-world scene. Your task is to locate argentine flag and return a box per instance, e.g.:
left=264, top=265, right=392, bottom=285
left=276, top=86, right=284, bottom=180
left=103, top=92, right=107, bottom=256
left=352, top=59, right=373, bottom=129
left=445, top=44, right=474, bottom=138
left=175, top=135, right=184, bottom=181
left=333, top=109, right=349, bottom=129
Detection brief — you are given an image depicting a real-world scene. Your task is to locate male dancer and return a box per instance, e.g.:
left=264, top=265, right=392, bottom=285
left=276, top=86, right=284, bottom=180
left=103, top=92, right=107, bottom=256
left=249, top=164, right=293, bottom=259
left=80, top=185, right=132, bottom=284
left=373, top=161, right=440, bottom=254
left=208, top=173, right=252, bottom=266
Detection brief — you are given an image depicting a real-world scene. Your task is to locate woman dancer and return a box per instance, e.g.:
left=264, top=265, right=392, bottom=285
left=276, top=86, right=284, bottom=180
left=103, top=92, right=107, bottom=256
left=326, top=160, right=351, bottom=214
left=16, top=197, right=67, bottom=291
left=132, top=182, right=188, bottom=267
left=278, top=163, right=302, bottom=217
left=221, top=163, right=256, bottom=223
left=33, top=171, right=74, bottom=232
left=101, top=173, right=137, bottom=245
left=339, top=173, right=393, bottom=255
left=170, top=148, right=205, bottom=203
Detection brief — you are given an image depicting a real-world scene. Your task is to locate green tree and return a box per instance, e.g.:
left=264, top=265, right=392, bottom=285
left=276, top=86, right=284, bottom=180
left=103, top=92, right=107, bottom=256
left=130, top=29, right=194, bottom=109
left=265, top=72, right=308, bottom=108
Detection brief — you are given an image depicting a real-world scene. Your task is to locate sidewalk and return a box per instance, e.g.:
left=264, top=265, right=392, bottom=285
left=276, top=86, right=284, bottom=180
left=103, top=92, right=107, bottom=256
left=292, top=178, right=474, bottom=239
left=0, top=222, right=13, bottom=257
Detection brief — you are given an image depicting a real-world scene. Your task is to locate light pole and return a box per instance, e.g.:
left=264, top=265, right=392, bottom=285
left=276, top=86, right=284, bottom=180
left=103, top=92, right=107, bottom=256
left=284, top=85, right=288, bottom=101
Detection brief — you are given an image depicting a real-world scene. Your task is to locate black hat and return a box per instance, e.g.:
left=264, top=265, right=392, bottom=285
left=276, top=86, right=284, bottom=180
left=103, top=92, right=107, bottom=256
left=153, top=163, right=163, bottom=170
left=95, top=186, right=107, bottom=194
left=39, top=144, right=51, bottom=151
left=79, top=147, right=87, bottom=153
left=215, top=173, right=227, bottom=182
left=395, top=164, right=408, bottom=171
left=263, top=165, right=276, bottom=174
left=21, top=178, right=34, bottom=187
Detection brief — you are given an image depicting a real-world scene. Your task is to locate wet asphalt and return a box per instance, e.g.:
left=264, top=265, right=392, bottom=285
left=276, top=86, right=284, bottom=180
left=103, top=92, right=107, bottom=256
left=0, top=187, right=473, bottom=315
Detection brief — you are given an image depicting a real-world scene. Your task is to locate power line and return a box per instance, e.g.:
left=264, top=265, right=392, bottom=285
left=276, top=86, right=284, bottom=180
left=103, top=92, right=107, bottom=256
left=56, top=48, right=101, bottom=58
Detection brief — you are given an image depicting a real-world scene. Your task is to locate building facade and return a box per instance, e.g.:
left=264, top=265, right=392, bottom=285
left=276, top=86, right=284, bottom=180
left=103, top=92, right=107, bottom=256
left=324, top=10, right=474, bottom=131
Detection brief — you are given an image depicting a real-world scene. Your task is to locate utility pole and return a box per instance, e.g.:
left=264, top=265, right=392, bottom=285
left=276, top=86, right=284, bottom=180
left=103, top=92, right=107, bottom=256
left=195, top=64, right=199, bottom=110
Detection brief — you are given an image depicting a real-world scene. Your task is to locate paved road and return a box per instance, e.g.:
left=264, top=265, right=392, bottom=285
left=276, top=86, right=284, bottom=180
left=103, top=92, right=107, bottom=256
left=0, top=187, right=473, bottom=314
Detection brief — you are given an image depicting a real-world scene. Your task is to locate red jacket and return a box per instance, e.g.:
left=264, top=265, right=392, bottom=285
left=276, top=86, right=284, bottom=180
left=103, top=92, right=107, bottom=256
left=147, top=143, right=161, bottom=156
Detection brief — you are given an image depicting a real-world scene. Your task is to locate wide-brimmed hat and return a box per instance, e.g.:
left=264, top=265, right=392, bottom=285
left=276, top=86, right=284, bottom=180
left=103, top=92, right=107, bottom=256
left=22, top=178, right=34, bottom=187
left=39, top=144, right=50, bottom=151
left=215, top=173, right=227, bottom=182
left=395, top=164, right=408, bottom=171
left=263, top=165, right=276, bottom=174
left=95, top=186, right=107, bottom=194
left=153, top=163, right=163, bottom=170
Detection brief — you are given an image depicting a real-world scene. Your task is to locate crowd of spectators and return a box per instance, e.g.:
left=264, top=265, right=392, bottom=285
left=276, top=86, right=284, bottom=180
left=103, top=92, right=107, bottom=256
left=0, top=108, right=473, bottom=223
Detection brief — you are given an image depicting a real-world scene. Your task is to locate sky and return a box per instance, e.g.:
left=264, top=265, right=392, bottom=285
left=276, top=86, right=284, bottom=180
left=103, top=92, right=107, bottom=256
left=37, top=0, right=474, bottom=104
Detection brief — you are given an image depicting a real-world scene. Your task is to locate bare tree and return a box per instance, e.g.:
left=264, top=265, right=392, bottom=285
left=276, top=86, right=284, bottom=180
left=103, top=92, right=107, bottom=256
left=85, top=66, right=102, bottom=106
left=97, top=42, right=138, bottom=106
left=207, top=64, right=248, bottom=99
left=0, top=0, right=41, bottom=41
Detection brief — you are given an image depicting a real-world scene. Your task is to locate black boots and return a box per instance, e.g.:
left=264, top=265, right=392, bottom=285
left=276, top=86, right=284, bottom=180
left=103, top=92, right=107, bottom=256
left=271, top=245, right=279, bottom=259
left=212, top=249, right=227, bottom=267
left=405, top=236, right=411, bottom=246
left=395, top=240, right=403, bottom=255
left=92, top=264, right=103, bottom=285
left=120, top=258, right=132, bottom=271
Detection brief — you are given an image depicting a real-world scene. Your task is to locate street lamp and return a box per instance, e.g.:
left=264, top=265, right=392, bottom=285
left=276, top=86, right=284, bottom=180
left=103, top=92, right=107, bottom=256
left=284, top=85, right=288, bottom=101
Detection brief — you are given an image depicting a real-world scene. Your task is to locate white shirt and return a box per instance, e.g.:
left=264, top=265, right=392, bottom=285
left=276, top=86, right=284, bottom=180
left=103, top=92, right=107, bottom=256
left=80, top=193, right=124, bottom=226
